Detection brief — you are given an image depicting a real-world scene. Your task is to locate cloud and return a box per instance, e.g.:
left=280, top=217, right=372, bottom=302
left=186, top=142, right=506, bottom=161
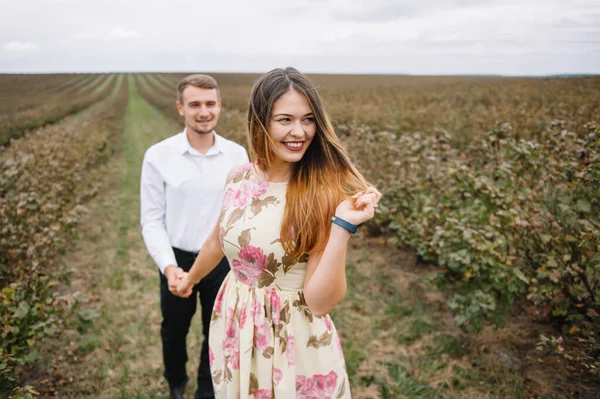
left=3, top=41, right=39, bottom=53
left=331, top=0, right=490, bottom=22
left=108, top=27, right=142, bottom=40
left=54, top=26, right=143, bottom=47
left=333, top=1, right=426, bottom=22
left=0, top=0, right=598, bottom=74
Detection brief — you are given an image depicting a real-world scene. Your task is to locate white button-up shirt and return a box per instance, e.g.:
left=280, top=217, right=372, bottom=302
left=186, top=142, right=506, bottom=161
left=140, top=130, right=249, bottom=274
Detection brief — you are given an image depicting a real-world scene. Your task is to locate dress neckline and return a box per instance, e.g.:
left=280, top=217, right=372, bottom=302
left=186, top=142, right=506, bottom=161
left=250, top=164, right=289, bottom=186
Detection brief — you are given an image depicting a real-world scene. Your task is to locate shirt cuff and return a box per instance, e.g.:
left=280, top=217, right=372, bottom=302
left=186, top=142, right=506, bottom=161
left=157, top=253, right=178, bottom=275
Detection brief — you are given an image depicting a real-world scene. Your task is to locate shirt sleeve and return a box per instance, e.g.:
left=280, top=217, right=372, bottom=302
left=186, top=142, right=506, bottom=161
left=240, top=146, right=250, bottom=164
left=140, top=150, right=177, bottom=274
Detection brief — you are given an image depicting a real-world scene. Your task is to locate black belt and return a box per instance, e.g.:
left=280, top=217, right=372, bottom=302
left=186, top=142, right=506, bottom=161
left=172, top=247, right=198, bottom=258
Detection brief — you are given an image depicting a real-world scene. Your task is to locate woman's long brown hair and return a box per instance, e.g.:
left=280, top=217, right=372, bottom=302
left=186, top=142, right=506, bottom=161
left=247, top=67, right=369, bottom=258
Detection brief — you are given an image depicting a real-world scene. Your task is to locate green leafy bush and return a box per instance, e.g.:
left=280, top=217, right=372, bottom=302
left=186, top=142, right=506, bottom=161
left=344, top=121, right=599, bottom=335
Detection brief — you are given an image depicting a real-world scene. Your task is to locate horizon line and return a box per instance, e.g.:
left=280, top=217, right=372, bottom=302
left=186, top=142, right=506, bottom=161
left=0, top=70, right=598, bottom=78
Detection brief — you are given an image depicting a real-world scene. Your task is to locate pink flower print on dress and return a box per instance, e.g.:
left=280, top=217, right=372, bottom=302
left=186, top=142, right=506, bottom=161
left=222, top=308, right=238, bottom=353
left=295, top=375, right=315, bottom=398
left=237, top=163, right=253, bottom=173
left=286, top=333, right=295, bottom=367
left=253, top=319, right=272, bottom=354
left=228, top=347, right=240, bottom=370
left=208, top=345, right=215, bottom=368
left=250, top=178, right=269, bottom=198
left=335, top=334, right=345, bottom=361
left=250, top=295, right=262, bottom=322
left=313, top=371, right=338, bottom=397
left=265, top=289, right=281, bottom=324
left=213, top=284, right=226, bottom=315
left=233, top=180, right=251, bottom=208
left=273, top=368, right=283, bottom=385
left=239, top=306, right=248, bottom=330
left=231, top=245, right=267, bottom=286
left=323, top=315, right=333, bottom=332
left=222, top=186, right=235, bottom=209
left=253, top=389, right=272, bottom=399
left=223, top=308, right=240, bottom=370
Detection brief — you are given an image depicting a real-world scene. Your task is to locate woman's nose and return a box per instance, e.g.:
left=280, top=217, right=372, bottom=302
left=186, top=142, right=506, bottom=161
left=289, top=120, right=305, bottom=137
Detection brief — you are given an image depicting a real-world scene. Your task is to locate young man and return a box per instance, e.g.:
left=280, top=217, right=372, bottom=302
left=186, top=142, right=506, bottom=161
left=140, top=74, right=248, bottom=399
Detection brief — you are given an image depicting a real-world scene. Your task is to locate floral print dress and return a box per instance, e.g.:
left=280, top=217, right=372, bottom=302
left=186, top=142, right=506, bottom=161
left=209, top=163, right=351, bottom=399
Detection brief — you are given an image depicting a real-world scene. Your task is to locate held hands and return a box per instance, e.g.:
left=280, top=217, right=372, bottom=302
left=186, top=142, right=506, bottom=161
left=165, top=265, right=184, bottom=294
left=164, top=265, right=194, bottom=298
left=335, top=186, right=382, bottom=226
left=175, top=273, right=194, bottom=298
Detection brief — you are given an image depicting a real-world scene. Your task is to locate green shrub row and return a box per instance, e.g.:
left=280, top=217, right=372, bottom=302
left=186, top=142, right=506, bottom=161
left=0, top=75, right=117, bottom=146
left=342, top=121, right=599, bottom=336
left=0, top=77, right=128, bottom=391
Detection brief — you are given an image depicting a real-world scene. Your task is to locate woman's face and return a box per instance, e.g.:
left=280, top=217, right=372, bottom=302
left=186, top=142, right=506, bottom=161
left=267, top=89, right=317, bottom=167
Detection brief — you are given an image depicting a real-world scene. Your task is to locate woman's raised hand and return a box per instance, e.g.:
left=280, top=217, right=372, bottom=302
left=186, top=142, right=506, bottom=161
left=335, top=186, right=382, bottom=226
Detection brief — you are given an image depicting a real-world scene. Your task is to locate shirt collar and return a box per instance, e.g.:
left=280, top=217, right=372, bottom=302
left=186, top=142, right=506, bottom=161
left=179, top=128, right=224, bottom=156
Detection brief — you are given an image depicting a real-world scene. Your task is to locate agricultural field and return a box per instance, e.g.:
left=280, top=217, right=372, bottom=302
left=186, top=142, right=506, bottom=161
left=0, top=74, right=117, bottom=146
left=1, top=72, right=598, bottom=398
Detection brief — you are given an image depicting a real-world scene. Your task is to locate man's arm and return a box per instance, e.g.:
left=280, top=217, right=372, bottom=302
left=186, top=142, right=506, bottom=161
left=140, top=150, right=179, bottom=279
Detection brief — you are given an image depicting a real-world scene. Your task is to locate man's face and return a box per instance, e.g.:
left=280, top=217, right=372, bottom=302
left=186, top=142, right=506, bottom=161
left=176, top=86, right=221, bottom=135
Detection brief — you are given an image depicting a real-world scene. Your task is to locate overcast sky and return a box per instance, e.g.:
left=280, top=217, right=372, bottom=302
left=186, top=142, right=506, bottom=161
left=1, top=0, right=598, bottom=75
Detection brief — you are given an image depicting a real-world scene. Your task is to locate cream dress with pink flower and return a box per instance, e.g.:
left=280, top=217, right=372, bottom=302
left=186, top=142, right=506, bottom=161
left=209, top=163, right=351, bottom=399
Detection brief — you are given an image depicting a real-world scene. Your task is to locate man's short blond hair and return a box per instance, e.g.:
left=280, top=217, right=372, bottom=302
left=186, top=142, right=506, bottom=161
left=177, top=74, right=220, bottom=103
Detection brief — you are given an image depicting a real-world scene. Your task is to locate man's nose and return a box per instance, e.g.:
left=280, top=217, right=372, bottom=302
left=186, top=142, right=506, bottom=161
left=198, top=106, right=210, bottom=116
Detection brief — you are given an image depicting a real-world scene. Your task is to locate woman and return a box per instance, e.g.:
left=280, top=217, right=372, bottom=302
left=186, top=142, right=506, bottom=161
left=176, top=67, right=381, bottom=398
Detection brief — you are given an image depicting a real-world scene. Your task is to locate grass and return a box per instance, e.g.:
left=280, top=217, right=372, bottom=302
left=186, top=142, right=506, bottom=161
left=332, top=238, right=532, bottom=398
left=382, top=363, right=446, bottom=399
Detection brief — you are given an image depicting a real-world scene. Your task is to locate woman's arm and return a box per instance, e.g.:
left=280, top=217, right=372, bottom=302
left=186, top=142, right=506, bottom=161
left=176, top=219, right=225, bottom=297
left=175, top=165, right=243, bottom=297
left=303, top=226, right=351, bottom=317
left=303, top=187, right=382, bottom=317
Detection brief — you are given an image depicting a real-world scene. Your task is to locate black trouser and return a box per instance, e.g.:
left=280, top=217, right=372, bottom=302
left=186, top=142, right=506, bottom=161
left=160, top=247, right=230, bottom=399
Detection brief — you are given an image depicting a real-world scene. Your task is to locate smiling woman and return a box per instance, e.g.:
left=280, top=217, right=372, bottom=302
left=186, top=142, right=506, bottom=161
left=174, top=67, right=382, bottom=398
left=266, top=89, right=317, bottom=174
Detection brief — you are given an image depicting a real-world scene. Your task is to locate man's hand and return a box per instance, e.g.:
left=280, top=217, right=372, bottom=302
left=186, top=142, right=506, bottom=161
left=164, top=265, right=185, bottom=294
left=176, top=273, right=194, bottom=298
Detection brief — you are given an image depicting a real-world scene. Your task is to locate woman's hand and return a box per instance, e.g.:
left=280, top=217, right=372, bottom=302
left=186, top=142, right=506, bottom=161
left=175, top=273, right=194, bottom=298
left=335, top=186, right=382, bottom=226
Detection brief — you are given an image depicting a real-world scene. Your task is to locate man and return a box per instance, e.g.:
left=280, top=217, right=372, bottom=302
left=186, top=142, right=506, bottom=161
left=140, top=74, right=249, bottom=399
